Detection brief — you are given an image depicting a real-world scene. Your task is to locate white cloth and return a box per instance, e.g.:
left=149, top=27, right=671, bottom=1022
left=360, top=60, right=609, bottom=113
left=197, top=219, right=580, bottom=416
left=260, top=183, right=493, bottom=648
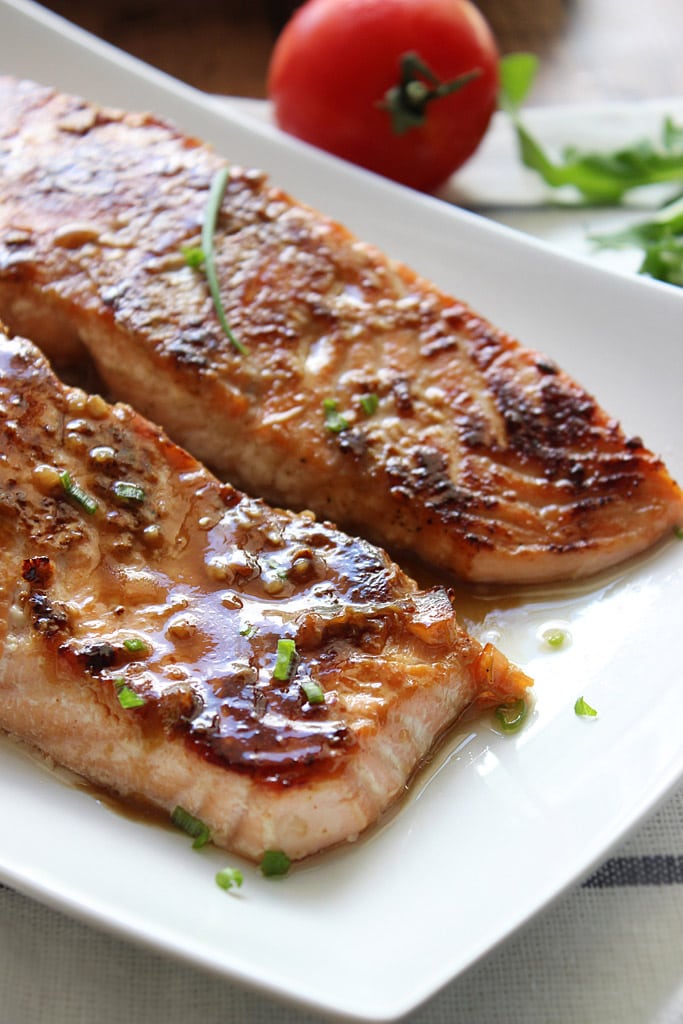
left=2, top=97, right=683, bottom=1024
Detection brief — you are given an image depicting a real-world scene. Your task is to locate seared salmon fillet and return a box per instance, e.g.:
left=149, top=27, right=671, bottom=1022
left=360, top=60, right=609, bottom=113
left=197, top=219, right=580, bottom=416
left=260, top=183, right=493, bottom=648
left=0, top=77, right=681, bottom=584
left=0, top=331, right=529, bottom=862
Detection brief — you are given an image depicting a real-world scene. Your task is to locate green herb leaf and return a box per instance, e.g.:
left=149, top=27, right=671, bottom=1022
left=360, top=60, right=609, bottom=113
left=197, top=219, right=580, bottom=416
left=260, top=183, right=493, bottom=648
left=674, top=525, right=683, bottom=540
left=216, top=867, right=244, bottom=891
left=273, top=638, right=297, bottom=681
left=593, top=195, right=683, bottom=250
left=359, top=393, right=379, bottom=416
left=638, top=239, right=683, bottom=286
left=181, top=245, right=206, bottom=269
left=592, top=195, right=683, bottom=286
left=260, top=849, right=291, bottom=877
left=113, top=678, right=146, bottom=709
left=500, top=60, right=683, bottom=204
left=112, top=480, right=146, bottom=504
left=664, top=116, right=683, bottom=150
left=574, top=696, right=598, bottom=718
left=200, top=167, right=247, bottom=355
left=494, top=697, right=528, bottom=733
left=301, top=679, right=325, bottom=705
left=171, top=805, right=212, bottom=849
left=59, top=469, right=98, bottom=515
left=498, top=52, right=539, bottom=114
left=323, top=398, right=350, bottom=434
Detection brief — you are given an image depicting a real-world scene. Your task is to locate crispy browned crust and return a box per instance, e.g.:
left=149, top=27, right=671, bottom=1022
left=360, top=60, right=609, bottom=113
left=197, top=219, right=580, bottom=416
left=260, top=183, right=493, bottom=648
left=0, top=77, right=681, bottom=584
left=0, top=332, right=529, bottom=860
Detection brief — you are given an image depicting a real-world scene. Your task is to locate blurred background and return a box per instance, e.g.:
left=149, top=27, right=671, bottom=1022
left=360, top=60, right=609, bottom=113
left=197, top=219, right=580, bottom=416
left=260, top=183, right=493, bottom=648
left=40, top=0, right=683, bottom=105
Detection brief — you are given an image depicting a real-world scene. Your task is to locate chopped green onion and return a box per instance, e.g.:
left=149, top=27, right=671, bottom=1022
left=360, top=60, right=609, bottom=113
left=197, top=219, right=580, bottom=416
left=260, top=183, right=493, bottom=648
left=216, top=866, right=244, bottom=891
left=112, top=480, right=146, bottom=504
left=123, top=637, right=147, bottom=653
left=359, top=393, right=379, bottom=416
left=574, top=696, right=598, bottom=718
left=494, top=697, right=528, bottom=733
left=542, top=626, right=568, bottom=649
left=266, top=559, right=289, bottom=581
left=301, top=679, right=325, bottom=705
left=273, top=638, right=297, bottom=681
left=59, top=470, right=98, bottom=515
left=113, top=678, right=146, bottom=709
left=323, top=398, right=349, bottom=434
left=675, top=525, right=683, bottom=540
left=200, top=167, right=246, bottom=355
left=260, top=850, right=291, bottom=877
left=181, top=245, right=206, bottom=269
left=239, top=624, right=257, bottom=638
left=171, top=805, right=212, bottom=849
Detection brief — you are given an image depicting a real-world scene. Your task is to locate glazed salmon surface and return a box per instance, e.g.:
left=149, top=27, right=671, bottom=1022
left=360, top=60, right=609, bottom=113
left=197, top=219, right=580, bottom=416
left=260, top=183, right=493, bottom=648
left=0, top=78, right=680, bottom=584
left=0, top=332, right=530, bottom=861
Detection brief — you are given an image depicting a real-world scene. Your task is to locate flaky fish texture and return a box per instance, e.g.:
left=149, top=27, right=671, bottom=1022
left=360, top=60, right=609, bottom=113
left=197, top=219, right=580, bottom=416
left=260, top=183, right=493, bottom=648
left=0, top=332, right=529, bottom=862
left=0, top=77, right=681, bottom=583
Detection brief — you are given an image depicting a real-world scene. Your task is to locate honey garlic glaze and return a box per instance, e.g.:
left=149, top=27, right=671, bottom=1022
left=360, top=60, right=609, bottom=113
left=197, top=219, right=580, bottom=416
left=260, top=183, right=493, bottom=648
left=0, top=334, right=529, bottom=828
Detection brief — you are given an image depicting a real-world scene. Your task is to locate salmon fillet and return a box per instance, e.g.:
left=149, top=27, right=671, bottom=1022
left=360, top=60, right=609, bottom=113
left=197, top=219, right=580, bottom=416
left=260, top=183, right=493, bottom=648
left=0, top=77, right=681, bottom=584
left=0, top=330, right=529, bottom=862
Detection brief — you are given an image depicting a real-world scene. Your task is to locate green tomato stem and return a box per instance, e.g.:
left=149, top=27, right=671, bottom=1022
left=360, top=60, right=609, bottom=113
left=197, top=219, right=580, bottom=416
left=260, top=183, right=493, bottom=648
left=379, top=51, right=481, bottom=136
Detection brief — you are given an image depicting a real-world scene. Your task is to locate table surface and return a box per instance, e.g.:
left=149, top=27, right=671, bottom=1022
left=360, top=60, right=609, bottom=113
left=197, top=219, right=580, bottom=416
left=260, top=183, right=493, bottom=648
left=41, top=0, right=683, bottom=105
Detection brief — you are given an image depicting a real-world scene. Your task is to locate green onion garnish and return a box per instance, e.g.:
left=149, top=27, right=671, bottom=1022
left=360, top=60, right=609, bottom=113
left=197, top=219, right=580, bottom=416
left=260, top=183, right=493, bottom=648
left=674, top=524, right=683, bottom=540
left=171, top=805, right=212, bottom=849
left=301, top=679, right=325, bottom=705
left=323, top=398, right=349, bottom=434
left=260, top=850, right=291, bottom=877
left=216, top=867, right=244, bottom=891
left=574, top=696, right=598, bottom=718
left=123, top=637, right=147, bottom=653
left=541, top=626, right=569, bottom=649
left=239, top=624, right=257, bottom=638
left=181, top=245, right=206, bottom=269
left=200, top=167, right=246, bottom=355
left=494, top=698, right=528, bottom=733
left=59, top=470, right=98, bottom=515
left=114, top=678, right=146, bottom=709
left=359, top=393, right=379, bottom=416
left=112, top=480, right=146, bottom=504
left=273, top=638, right=297, bottom=681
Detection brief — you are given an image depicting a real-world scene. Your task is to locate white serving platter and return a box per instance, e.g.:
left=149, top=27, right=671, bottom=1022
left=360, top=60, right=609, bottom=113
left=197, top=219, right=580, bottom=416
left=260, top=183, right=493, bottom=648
left=0, top=1, right=682, bottom=1020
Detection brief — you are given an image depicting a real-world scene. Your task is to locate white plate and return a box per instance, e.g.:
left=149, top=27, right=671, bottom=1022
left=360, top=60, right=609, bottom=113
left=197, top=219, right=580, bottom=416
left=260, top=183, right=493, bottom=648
left=1, top=1, right=682, bottom=1020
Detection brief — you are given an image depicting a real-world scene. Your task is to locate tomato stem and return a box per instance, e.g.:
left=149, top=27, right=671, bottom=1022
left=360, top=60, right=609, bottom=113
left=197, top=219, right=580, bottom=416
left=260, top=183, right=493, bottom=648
left=379, top=51, right=481, bottom=135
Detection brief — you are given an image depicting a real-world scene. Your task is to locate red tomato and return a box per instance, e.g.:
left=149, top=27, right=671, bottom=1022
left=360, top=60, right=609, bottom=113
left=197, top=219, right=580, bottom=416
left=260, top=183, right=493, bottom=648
left=267, top=0, right=500, bottom=192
